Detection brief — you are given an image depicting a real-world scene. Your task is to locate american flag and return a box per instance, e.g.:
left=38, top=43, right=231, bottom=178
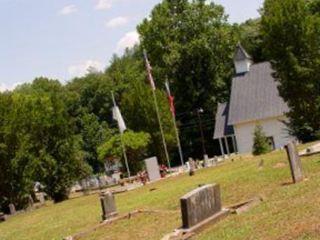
left=143, top=50, right=156, bottom=90
left=165, top=80, right=176, bottom=116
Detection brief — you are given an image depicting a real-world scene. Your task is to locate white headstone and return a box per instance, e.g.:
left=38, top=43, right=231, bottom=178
left=144, top=157, right=161, bottom=181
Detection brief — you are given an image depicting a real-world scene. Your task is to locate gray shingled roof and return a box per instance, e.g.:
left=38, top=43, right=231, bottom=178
left=213, top=102, right=234, bottom=139
left=234, top=44, right=252, bottom=61
left=228, top=62, right=289, bottom=125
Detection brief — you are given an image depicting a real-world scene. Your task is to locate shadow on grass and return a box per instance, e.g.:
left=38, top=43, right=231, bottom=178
left=281, top=182, right=294, bottom=187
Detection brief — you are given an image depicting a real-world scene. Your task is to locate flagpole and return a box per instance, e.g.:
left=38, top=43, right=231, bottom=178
left=111, top=92, right=131, bottom=178
left=143, top=50, right=171, bottom=170
left=165, top=80, right=184, bottom=167
left=152, top=88, right=171, bottom=170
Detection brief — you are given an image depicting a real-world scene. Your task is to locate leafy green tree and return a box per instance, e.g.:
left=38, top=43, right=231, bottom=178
left=121, top=80, right=176, bottom=164
left=66, top=73, right=114, bottom=123
left=66, top=73, right=115, bottom=173
left=261, top=0, right=320, bottom=141
left=80, top=113, right=110, bottom=173
left=308, top=0, right=320, bottom=14
left=0, top=78, right=92, bottom=209
left=237, top=18, right=266, bottom=62
left=106, top=47, right=176, bottom=165
left=138, top=0, right=238, bottom=158
left=252, top=125, right=271, bottom=156
left=98, top=130, right=151, bottom=174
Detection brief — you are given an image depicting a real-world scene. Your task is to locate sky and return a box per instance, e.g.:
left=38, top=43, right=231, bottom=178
left=0, top=0, right=264, bottom=91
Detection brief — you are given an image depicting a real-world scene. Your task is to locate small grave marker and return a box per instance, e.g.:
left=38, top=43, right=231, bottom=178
left=37, top=193, right=45, bottom=205
left=285, top=142, right=304, bottom=183
left=28, top=195, right=34, bottom=209
left=9, top=203, right=16, bottom=215
left=100, top=192, right=117, bottom=221
left=189, top=158, right=196, bottom=176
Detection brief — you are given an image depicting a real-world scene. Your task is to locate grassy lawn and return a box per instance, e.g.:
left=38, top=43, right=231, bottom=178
left=0, top=143, right=320, bottom=240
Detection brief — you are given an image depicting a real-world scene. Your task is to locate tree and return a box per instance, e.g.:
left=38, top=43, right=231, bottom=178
left=261, top=0, right=320, bottom=141
left=138, top=0, right=238, bottom=158
left=237, top=18, right=267, bottom=63
left=98, top=130, right=151, bottom=175
left=252, top=125, right=271, bottom=156
left=0, top=78, right=92, bottom=209
left=107, top=47, right=176, bottom=165
left=66, top=73, right=115, bottom=173
left=80, top=113, right=110, bottom=173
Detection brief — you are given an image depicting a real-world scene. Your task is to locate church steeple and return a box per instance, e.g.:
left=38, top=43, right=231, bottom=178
left=233, top=43, right=252, bottom=74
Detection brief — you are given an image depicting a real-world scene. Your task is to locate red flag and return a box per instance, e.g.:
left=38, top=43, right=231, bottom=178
left=143, top=50, right=156, bottom=90
left=165, top=80, right=176, bottom=116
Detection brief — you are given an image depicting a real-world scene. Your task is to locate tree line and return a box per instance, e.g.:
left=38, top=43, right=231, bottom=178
left=1, top=0, right=319, bottom=211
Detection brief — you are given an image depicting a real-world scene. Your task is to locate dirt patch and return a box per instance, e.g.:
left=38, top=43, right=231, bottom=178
left=273, top=162, right=287, bottom=169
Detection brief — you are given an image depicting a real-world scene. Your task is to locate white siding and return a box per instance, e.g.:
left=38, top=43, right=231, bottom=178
left=235, top=59, right=252, bottom=74
left=234, top=116, right=295, bottom=154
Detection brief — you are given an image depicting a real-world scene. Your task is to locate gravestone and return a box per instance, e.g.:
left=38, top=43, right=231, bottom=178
left=185, top=162, right=190, bottom=171
left=28, top=195, right=34, bottom=209
left=180, top=184, right=224, bottom=229
left=285, top=142, right=304, bottom=183
left=81, top=179, right=89, bottom=195
left=189, top=159, right=196, bottom=176
left=112, top=172, right=121, bottom=183
left=203, top=155, right=209, bottom=168
left=100, top=191, right=117, bottom=221
left=144, top=157, right=161, bottom=181
left=8, top=204, right=16, bottom=215
left=37, top=193, right=45, bottom=205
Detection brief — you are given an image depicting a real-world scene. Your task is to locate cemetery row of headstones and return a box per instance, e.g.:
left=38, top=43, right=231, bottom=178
left=0, top=191, right=46, bottom=222
left=97, top=141, right=304, bottom=239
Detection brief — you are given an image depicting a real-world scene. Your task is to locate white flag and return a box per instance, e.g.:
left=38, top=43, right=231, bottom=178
left=112, top=106, right=127, bottom=134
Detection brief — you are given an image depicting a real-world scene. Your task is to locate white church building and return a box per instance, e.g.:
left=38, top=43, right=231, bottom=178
left=213, top=44, right=295, bottom=154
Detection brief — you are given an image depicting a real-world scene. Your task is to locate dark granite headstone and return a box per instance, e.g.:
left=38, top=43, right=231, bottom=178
left=100, top=191, right=117, bottom=221
left=144, top=157, right=161, bottom=181
left=180, top=184, right=222, bottom=229
left=285, top=142, right=304, bottom=183
left=9, top=203, right=16, bottom=215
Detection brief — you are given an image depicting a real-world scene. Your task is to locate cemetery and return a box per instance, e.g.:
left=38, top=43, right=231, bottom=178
left=0, top=142, right=320, bottom=240
left=1, top=0, right=320, bottom=239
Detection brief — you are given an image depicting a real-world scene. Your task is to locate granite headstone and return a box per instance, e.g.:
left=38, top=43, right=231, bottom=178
left=180, top=184, right=222, bottom=229
left=144, top=157, right=161, bottom=181
left=8, top=203, right=16, bottom=215
left=285, top=142, right=304, bottom=183
left=100, top=191, right=117, bottom=221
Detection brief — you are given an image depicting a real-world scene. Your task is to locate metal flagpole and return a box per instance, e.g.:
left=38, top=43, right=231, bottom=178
left=143, top=50, right=171, bottom=170
left=111, top=92, right=131, bottom=178
left=151, top=89, right=171, bottom=169
left=165, top=80, right=184, bottom=166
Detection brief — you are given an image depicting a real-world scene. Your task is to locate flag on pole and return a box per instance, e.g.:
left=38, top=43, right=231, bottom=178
left=143, top=50, right=156, bottom=90
left=112, top=106, right=127, bottom=134
left=165, top=80, right=176, bottom=116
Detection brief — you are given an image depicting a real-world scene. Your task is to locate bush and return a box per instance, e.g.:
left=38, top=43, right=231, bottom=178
left=252, top=124, right=271, bottom=156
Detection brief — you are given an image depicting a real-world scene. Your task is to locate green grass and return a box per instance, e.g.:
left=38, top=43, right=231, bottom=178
left=0, top=143, right=320, bottom=240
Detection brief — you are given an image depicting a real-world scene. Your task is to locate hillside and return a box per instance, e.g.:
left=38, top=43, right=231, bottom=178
left=0, top=143, right=319, bottom=240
